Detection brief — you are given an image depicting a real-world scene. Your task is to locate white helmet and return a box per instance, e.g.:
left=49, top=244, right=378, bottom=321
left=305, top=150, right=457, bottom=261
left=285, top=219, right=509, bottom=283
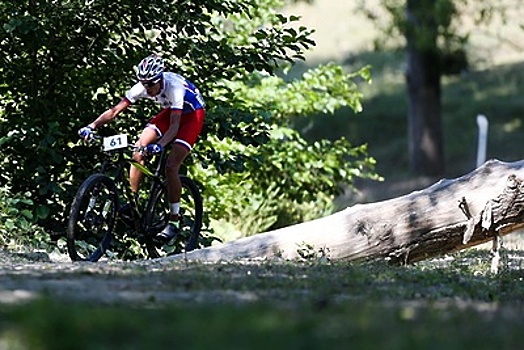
left=136, top=54, right=164, bottom=81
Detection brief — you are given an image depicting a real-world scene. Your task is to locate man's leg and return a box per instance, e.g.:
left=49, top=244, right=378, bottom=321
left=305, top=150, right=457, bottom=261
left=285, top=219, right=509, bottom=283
left=129, top=127, right=158, bottom=193
left=165, top=142, right=190, bottom=220
left=156, top=108, right=203, bottom=240
left=156, top=142, right=189, bottom=240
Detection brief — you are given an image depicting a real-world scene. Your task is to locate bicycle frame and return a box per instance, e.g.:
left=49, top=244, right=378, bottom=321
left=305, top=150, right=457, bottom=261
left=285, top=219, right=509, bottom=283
left=97, top=144, right=168, bottom=229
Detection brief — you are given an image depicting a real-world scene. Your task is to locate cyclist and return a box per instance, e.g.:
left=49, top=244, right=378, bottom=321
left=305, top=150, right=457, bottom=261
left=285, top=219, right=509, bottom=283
left=78, top=54, right=205, bottom=241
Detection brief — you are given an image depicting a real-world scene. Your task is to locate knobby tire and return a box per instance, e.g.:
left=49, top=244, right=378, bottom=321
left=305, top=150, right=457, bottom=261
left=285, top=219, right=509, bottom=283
left=144, top=176, right=203, bottom=258
left=67, top=173, right=118, bottom=262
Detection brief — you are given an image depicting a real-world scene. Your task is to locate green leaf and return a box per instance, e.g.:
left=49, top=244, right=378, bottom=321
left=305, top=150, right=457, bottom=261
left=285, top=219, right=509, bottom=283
left=36, top=205, right=50, bottom=220
left=21, top=209, right=33, bottom=220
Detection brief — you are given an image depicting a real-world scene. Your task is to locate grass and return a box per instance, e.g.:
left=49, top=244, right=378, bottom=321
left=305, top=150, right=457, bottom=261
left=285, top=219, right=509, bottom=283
left=3, top=299, right=524, bottom=349
left=1, top=250, right=524, bottom=349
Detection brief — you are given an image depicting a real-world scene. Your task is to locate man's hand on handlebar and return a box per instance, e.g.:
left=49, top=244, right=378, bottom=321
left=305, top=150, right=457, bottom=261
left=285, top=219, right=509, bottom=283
left=78, top=126, right=95, bottom=142
left=144, top=143, right=163, bottom=155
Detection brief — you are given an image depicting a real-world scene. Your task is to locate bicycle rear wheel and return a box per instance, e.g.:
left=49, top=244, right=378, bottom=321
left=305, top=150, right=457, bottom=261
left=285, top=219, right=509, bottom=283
left=144, top=176, right=203, bottom=258
left=67, top=174, right=118, bottom=262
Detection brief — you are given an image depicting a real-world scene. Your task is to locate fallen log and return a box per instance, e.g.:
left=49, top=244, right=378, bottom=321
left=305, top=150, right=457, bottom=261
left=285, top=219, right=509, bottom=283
left=167, top=159, right=524, bottom=265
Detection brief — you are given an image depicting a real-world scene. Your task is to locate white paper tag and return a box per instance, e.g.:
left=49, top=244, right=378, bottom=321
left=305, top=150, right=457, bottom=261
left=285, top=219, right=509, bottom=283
left=103, top=134, right=128, bottom=151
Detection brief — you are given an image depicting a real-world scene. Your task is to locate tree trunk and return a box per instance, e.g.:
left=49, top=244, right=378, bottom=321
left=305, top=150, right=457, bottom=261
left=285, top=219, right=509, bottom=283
left=167, top=159, right=524, bottom=265
left=405, top=0, right=444, bottom=176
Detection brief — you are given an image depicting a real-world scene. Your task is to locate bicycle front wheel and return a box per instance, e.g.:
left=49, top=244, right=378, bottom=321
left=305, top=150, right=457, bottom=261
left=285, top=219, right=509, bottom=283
left=67, top=173, right=118, bottom=262
left=144, top=176, right=203, bottom=259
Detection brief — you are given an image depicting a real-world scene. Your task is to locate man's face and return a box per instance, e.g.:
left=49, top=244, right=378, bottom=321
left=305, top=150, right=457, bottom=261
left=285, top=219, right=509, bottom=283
left=141, top=78, right=162, bottom=96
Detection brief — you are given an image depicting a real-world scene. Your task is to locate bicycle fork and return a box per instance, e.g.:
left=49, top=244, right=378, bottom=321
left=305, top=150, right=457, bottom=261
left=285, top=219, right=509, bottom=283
left=85, top=186, right=113, bottom=227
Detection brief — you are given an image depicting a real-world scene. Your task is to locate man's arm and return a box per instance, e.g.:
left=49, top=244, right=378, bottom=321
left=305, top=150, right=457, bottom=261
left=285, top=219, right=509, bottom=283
left=89, top=99, right=131, bottom=130
left=158, top=109, right=182, bottom=148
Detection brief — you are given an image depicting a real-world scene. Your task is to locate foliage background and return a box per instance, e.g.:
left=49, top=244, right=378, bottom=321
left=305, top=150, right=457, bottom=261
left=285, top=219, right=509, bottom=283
left=286, top=0, right=524, bottom=203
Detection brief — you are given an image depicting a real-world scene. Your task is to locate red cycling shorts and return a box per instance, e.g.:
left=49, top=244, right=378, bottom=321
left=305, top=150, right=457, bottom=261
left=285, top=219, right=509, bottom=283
left=147, top=108, right=205, bottom=150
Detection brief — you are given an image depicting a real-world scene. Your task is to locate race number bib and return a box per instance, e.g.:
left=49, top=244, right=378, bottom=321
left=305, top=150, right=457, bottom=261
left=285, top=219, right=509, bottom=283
left=103, top=134, right=128, bottom=151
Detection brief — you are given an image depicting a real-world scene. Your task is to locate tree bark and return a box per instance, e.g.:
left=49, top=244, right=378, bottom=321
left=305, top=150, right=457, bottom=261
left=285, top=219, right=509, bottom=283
left=166, top=159, right=524, bottom=265
left=405, top=0, right=444, bottom=176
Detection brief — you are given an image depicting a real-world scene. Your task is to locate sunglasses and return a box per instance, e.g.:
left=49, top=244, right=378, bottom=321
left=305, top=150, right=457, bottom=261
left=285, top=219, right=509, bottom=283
left=140, top=78, right=161, bottom=88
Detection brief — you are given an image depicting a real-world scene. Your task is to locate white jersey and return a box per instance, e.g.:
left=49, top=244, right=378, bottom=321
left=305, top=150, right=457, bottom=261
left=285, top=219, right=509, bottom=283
left=125, top=72, right=205, bottom=114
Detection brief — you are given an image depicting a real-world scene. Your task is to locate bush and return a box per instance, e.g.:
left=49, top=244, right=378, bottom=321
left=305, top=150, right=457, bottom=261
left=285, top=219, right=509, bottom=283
left=0, top=186, right=50, bottom=252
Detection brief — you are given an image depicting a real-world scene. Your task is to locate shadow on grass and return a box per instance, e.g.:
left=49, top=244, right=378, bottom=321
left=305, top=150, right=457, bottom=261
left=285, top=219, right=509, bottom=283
left=1, top=250, right=524, bottom=349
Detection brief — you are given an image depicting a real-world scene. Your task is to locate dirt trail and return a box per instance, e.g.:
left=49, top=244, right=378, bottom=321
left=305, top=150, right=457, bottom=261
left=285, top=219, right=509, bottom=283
left=0, top=251, right=192, bottom=305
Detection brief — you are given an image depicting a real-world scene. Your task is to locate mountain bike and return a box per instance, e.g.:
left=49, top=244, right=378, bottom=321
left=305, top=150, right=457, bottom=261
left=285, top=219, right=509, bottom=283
left=67, top=133, right=203, bottom=262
